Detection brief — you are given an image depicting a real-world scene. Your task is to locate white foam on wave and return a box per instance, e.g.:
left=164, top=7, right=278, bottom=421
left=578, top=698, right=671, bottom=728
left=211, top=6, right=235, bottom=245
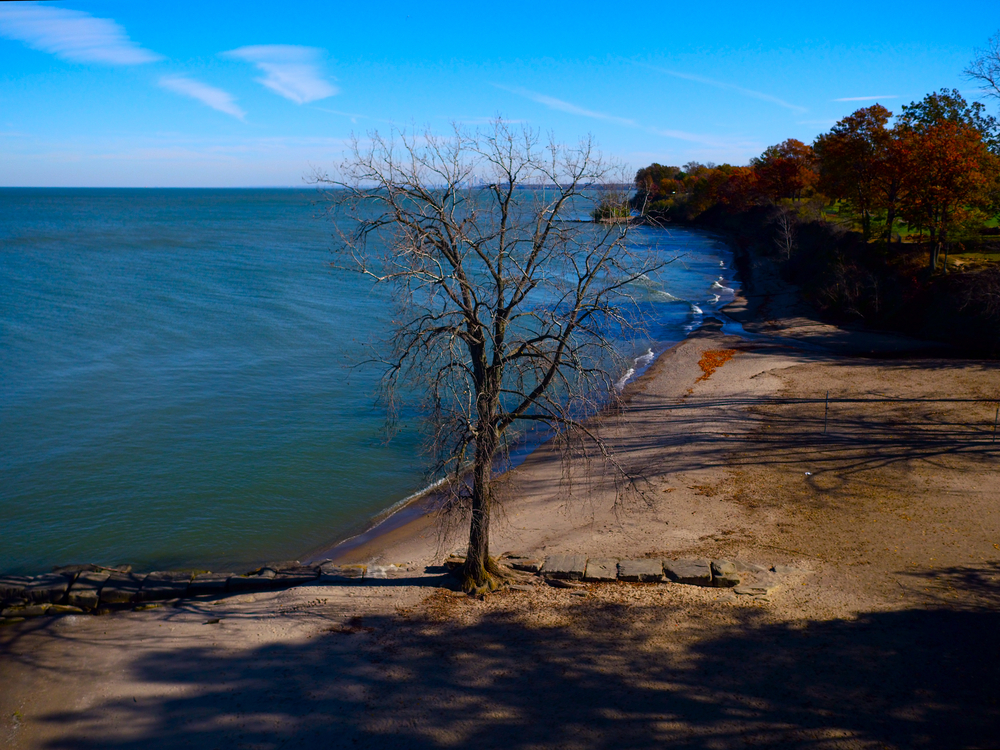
left=615, top=367, right=636, bottom=391
left=711, top=280, right=736, bottom=295
left=683, top=303, right=705, bottom=332
left=708, top=294, right=721, bottom=304
left=615, top=348, right=656, bottom=391
left=654, top=290, right=681, bottom=302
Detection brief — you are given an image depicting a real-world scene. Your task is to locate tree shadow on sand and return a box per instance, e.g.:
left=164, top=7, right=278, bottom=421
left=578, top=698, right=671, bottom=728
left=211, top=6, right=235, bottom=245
left=36, top=576, right=1000, bottom=750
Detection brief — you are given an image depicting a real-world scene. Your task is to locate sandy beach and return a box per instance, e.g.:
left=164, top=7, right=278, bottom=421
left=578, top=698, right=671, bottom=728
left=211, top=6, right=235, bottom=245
left=3, top=264, right=999, bottom=749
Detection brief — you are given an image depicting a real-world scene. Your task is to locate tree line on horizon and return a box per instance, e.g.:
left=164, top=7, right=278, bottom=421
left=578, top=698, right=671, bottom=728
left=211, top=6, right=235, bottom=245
left=633, top=88, right=1000, bottom=272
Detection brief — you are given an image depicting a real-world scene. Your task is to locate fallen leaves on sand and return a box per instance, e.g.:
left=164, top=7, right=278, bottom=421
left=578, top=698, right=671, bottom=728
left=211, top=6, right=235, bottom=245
left=696, top=349, right=737, bottom=382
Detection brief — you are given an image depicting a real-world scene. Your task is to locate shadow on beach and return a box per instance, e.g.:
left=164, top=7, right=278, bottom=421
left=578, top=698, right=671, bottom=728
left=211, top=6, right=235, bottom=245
left=32, top=582, right=1000, bottom=750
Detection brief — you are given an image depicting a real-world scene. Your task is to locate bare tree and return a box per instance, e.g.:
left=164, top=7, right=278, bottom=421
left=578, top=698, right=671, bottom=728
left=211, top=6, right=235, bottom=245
left=966, top=32, right=1000, bottom=101
left=317, top=120, right=664, bottom=594
left=773, top=206, right=797, bottom=260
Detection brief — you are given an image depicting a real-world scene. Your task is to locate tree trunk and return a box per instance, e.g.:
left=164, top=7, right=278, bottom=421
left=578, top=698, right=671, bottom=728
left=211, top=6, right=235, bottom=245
left=884, top=207, right=896, bottom=244
left=882, top=178, right=899, bottom=244
left=464, top=433, right=494, bottom=590
left=460, top=402, right=508, bottom=594
left=929, top=238, right=941, bottom=272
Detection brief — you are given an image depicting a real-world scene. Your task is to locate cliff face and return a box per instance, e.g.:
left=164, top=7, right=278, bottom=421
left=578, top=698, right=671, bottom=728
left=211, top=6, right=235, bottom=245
left=687, top=205, right=1000, bottom=357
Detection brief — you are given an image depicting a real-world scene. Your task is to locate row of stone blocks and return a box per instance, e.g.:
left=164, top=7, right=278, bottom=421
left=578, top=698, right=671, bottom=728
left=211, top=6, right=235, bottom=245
left=0, top=562, right=371, bottom=618
left=532, top=555, right=741, bottom=587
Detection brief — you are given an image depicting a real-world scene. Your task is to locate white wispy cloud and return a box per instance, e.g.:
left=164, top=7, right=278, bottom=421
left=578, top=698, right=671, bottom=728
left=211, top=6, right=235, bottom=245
left=646, top=126, right=760, bottom=150
left=159, top=76, right=246, bottom=120
left=494, top=85, right=638, bottom=127
left=833, top=95, right=899, bottom=102
left=224, top=45, right=337, bottom=104
left=641, top=65, right=807, bottom=113
left=497, top=85, right=755, bottom=150
left=0, top=3, right=161, bottom=65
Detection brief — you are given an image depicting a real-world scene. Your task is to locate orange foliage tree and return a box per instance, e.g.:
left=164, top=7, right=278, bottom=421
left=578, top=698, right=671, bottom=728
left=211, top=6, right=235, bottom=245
left=750, top=138, right=817, bottom=201
left=896, top=119, right=1000, bottom=269
left=813, top=105, right=895, bottom=241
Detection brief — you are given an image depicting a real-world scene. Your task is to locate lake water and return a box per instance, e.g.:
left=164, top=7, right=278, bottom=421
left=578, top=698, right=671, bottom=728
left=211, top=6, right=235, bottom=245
left=0, top=188, right=735, bottom=575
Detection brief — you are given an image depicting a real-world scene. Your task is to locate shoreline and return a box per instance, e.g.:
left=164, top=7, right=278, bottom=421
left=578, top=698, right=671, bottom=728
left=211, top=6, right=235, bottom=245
left=304, top=316, right=740, bottom=566
left=5, top=245, right=999, bottom=747
left=302, top=237, right=958, bottom=569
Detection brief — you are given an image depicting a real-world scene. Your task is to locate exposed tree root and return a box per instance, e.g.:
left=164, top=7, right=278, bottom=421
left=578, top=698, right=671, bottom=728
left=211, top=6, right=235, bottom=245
left=460, top=556, right=516, bottom=596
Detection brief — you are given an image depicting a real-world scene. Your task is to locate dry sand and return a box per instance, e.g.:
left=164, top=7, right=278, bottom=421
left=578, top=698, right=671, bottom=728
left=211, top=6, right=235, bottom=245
left=2, top=269, right=999, bottom=749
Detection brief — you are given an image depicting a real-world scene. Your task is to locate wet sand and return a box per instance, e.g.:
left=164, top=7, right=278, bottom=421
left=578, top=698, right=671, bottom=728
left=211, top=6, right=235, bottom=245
left=2, top=266, right=999, bottom=749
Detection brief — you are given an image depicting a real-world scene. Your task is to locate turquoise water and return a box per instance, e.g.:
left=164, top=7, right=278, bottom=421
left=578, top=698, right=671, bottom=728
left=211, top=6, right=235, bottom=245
left=0, top=189, right=735, bottom=575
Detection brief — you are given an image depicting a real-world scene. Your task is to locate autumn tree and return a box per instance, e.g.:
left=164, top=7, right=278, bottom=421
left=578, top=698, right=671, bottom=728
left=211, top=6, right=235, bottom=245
left=320, top=121, right=660, bottom=594
left=634, top=163, right=682, bottom=200
left=896, top=118, right=999, bottom=270
left=813, top=105, right=894, bottom=241
left=632, top=163, right=683, bottom=216
left=898, top=88, right=1000, bottom=154
left=751, top=138, right=817, bottom=201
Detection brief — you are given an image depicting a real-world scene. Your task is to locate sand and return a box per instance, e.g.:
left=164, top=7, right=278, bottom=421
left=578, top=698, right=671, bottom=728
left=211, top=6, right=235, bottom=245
left=2, top=265, right=999, bottom=749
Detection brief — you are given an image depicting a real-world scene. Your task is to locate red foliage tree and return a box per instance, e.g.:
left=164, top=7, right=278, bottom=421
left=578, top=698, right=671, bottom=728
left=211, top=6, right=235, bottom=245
left=897, top=120, right=1000, bottom=269
left=751, top=138, right=817, bottom=201
left=814, top=105, right=894, bottom=240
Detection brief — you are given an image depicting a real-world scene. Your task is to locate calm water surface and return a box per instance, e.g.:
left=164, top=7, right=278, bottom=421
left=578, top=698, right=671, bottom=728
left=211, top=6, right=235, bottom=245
left=0, top=189, right=734, bottom=574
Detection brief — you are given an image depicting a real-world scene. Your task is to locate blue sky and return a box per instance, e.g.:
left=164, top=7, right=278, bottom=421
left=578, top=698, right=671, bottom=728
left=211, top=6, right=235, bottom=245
left=1, top=0, right=997, bottom=187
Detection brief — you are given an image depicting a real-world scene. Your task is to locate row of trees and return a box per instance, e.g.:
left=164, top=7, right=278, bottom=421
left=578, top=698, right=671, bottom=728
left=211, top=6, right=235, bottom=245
left=634, top=90, right=1000, bottom=270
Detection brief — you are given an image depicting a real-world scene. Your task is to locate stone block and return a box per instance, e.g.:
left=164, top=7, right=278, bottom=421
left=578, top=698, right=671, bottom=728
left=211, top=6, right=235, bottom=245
left=47, top=604, right=85, bottom=615
left=0, top=576, right=31, bottom=602
left=272, top=566, right=320, bottom=588
left=710, top=560, right=741, bottom=588
left=67, top=571, right=110, bottom=610
left=188, top=574, right=230, bottom=596
left=139, top=571, right=192, bottom=601
left=541, top=554, right=587, bottom=580
left=582, top=559, right=619, bottom=582
left=76, top=570, right=111, bottom=587
left=2, top=604, right=49, bottom=618
left=318, top=564, right=366, bottom=582
left=617, top=559, right=664, bottom=582
left=263, top=560, right=300, bottom=571
left=25, top=574, right=72, bottom=604
left=100, top=573, right=145, bottom=604
left=51, top=564, right=99, bottom=576
left=734, top=579, right=781, bottom=597
left=663, top=559, right=713, bottom=587
left=67, top=588, right=100, bottom=610
left=227, top=575, right=275, bottom=592
left=504, top=558, right=543, bottom=573
left=733, top=559, right=767, bottom=574
left=367, top=565, right=406, bottom=579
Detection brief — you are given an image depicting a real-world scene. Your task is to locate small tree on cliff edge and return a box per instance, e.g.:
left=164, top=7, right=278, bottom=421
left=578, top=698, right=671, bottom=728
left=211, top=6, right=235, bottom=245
left=318, top=120, right=661, bottom=594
